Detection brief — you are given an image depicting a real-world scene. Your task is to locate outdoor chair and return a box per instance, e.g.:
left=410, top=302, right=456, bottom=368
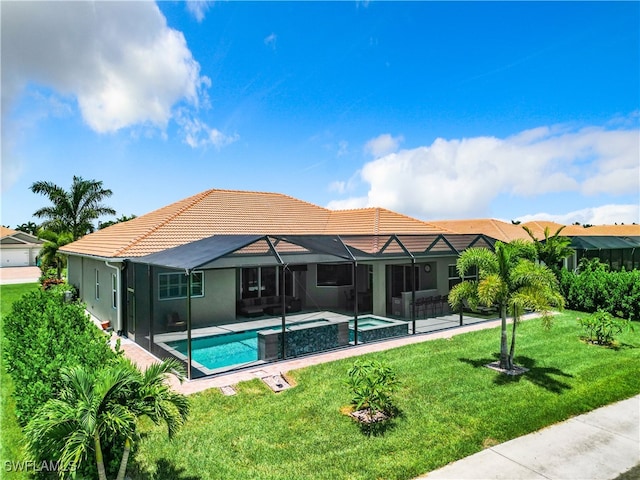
left=167, top=312, right=186, bottom=331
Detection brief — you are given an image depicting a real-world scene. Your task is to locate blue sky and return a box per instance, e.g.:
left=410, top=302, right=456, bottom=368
left=2, top=1, right=639, bottom=230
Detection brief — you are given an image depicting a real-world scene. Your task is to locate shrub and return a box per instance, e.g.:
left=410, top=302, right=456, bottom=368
left=347, top=360, right=399, bottom=417
left=1, top=287, right=117, bottom=425
left=578, top=310, right=634, bottom=346
left=559, top=261, right=640, bottom=320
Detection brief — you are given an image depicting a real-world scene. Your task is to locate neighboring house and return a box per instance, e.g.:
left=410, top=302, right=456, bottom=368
left=431, top=219, right=640, bottom=272
left=0, top=227, right=43, bottom=267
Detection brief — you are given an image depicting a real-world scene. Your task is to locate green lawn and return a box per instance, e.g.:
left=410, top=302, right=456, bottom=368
left=1, top=283, right=39, bottom=479
left=129, top=311, right=640, bottom=480
left=1, top=283, right=639, bottom=480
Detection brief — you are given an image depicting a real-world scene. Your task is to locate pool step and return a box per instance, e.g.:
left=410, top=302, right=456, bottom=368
left=261, top=373, right=292, bottom=393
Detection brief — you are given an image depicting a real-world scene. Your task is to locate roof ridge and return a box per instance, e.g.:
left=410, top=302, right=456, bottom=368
left=113, top=190, right=212, bottom=256
left=374, top=207, right=380, bottom=235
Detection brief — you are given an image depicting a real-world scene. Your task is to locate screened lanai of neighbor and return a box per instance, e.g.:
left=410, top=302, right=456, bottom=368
left=126, top=233, right=496, bottom=378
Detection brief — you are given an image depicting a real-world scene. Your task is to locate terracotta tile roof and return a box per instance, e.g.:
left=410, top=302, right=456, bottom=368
left=59, top=188, right=640, bottom=259
left=559, top=224, right=640, bottom=237
left=0, top=226, right=18, bottom=237
left=429, top=219, right=532, bottom=242
left=61, top=189, right=333, bottom=258
left=433, top=219, right=640, bottom=242
left=325, top=208, right=447, bottom=235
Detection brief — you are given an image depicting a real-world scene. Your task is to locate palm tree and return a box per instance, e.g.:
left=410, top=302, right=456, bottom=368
left=25, top=358, right=189, bottom=480
left=38, top=229, right=73, bottom=279
left=30, top=176, right=116, bottom=240
left=523, top=225, right=574, bottom=277
left=449, top=240, right=564, bottom=371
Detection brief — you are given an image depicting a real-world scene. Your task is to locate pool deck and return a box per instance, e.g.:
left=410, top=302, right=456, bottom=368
left=101, top=310, right=522, bottom=396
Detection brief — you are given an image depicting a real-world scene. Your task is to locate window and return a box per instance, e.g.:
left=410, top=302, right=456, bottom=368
left=390, top=265, right=420, bottom=297
left=158, top=271, right=204, bottom=300
left=241, top=267, right=278, bottom=299
left=448, top=264, right=477, bottom=290
left=112, top=274, right=118, bottom=309
left=317, top=263, right=352, bottom=287
left=95, top=269, right=100, bottom=300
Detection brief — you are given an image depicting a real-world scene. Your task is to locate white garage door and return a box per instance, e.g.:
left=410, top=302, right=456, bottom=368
left=1, top=249, right=30, bottom=267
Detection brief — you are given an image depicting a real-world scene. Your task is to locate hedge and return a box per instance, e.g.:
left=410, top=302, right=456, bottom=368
left=559, top=262, right=640, bottom=320
left=1, top=285, right=118, bottom=426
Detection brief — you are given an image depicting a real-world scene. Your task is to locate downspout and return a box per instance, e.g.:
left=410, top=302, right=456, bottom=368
left=105, top=261, right=123, bottom=334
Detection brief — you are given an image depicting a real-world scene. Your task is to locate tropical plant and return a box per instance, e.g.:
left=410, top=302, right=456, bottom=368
left=347, top=360, right=399, bottom=417
left=522, top=225, right=574, bottom=277
left=38, top=229, right=73, bottom=279
left=448, top=240, right=565, bottom=371
left=24, top=358, right=189, bottom=480
left=15, top=221, right=39, bottom=235
left=30, top=176, right=115, bottom=240
left=578, top=310, right=634, bottom=345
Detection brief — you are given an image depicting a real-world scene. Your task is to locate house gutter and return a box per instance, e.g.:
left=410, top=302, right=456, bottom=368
left=105, top=261, right=123, bottom=334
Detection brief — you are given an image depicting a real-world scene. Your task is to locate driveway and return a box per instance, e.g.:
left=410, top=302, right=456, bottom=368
left=0, top=266, right=41, bottom=285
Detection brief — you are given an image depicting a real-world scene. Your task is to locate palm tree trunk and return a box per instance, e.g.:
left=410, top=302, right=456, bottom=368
left=116, top=437, right=131, bottom=480
left=499, top=304, right=509, bottom=369
left=508, top=312, right=518, bottom=370
left=94, top=432, right=108, bottom=480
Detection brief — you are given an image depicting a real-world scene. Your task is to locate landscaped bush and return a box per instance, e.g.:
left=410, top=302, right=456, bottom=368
left=347, top=360, right=399, bottom=419
left=578, top=310, right=634, bottom=346
left=1, top=285, right=117, bottom=425
left=559, top=260, right=640, bottom=320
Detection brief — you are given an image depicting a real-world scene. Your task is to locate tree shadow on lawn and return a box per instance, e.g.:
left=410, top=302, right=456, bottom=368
left=129, top=457, right=202, bottom=480
left=459, top=355, right=574, bottom=394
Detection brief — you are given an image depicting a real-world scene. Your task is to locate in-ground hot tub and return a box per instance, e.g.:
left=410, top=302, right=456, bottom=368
left=349, top=315, right=409, bottom=343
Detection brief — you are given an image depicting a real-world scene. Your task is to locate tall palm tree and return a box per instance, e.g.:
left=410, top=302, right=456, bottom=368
left=30, top=176, right=116, bottom=240
left=449, top=240, right=564, bottom=371
left=38, top=229, right=73, bottom=279
left=25, top=358, right=189, bottom=480
left=523, top=225, right=574, bottom=277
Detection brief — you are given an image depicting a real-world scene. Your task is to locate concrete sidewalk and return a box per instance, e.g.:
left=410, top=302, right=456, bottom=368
left=420, top=394, right=640, bottom=480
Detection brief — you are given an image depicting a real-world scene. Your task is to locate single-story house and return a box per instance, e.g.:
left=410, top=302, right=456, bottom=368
left=60, top=189, right=639, bottom=378
left=60, top=189, right=498, bottom=377
left=0, top=227, right=43, bottom=267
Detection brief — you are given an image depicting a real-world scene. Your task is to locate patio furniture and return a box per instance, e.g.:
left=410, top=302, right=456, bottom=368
left=167, top=312, right=186, bottom=331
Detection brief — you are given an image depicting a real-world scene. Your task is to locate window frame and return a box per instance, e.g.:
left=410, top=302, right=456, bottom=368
left=158, top=271, right=204, bottom=301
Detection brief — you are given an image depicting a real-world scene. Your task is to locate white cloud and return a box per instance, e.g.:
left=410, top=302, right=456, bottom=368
left=264, top=33, right=277, bottom=49
left=179, top=116, right=239, bottom=149
left=364, top=133, right=404, bottom=158
left=516, top=204, right=639, bottom=226
left=332, top=120, right=639, bottom=219
left=186, top=1, right=212, bottom=23
left=326, top=197, right=368, bottom=210
left=2, top=1, right=207, bottom=134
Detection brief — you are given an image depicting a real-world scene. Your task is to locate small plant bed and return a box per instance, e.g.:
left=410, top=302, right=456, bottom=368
left=485, top=361, right=529, bottom=376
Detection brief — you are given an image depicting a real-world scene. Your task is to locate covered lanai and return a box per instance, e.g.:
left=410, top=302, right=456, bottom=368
left=127, top=233, right=496, bottom=378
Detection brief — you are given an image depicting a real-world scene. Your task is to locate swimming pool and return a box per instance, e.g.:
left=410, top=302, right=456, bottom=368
left=165, top=319, right=331, bottom=371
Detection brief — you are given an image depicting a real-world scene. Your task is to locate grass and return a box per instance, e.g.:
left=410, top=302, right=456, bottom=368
left=1, top=283, right=638, bottom=479
left=129, top=311, right=640, bottom=480
left=1, top=283, right=39, bottom=479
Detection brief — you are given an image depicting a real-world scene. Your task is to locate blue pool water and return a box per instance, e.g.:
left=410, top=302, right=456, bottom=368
left=168, top=330, right=265, bottom=370
left=167, top=319, right=330, bottom=370
left=349, top=317, right=393, bottom=329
